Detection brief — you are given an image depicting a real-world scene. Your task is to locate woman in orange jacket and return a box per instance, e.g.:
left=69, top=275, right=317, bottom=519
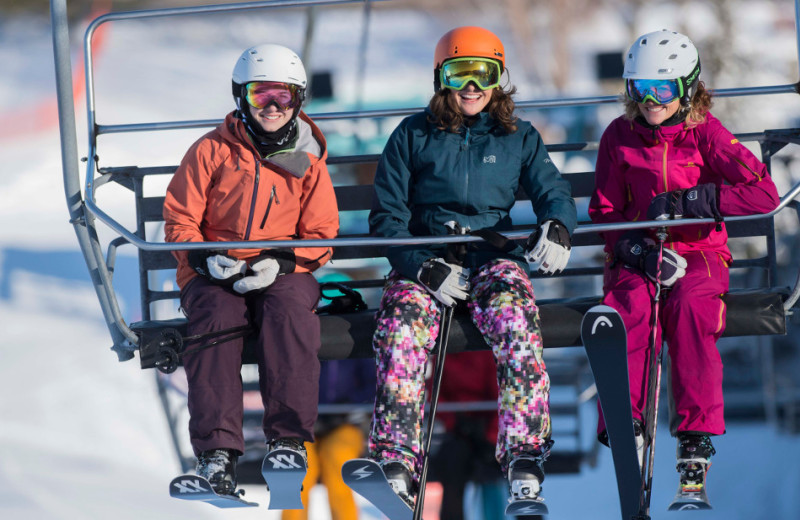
left=163, top=43, right=339, bottom=497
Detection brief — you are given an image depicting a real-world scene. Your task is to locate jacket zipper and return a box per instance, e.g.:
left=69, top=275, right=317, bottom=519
left=661, top=140, right=676, bottom=247
left=726, top=152, right=764, bottom=181
left=260, top=185, right=277, bottom=229
left=462, top=127, right=470, bottom=209
left=661, top=140, right=669, bottom=193
left=244, top=155, right=261, bottom=240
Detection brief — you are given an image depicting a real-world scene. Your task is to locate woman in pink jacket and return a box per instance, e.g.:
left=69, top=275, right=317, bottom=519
left=589, top=30, right=779, bottom=483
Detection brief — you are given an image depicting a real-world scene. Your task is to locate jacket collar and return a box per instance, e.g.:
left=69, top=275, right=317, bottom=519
left=220, top=111, right=328, bottom=178
left=630, top=114, right=688, bottom=143
left=467, top=112, right=499, bottom=134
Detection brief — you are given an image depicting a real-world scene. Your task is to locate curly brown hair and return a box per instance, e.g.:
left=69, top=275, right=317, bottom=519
left=428, top=86, right=519, bottom=134
left=623, top=81, right=713, bottom=128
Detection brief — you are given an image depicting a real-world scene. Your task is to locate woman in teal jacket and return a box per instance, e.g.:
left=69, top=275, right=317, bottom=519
left=366, top=26, right=577, bottom=511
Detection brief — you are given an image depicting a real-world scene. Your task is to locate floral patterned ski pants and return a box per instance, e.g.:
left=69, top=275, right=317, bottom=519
left=368, top=259, right=550, bottom=477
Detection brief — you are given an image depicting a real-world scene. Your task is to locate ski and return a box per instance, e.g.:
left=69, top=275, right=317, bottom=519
left=505, top=497, right=549, bottom=516
left=580, top=305, right=641, bottom=520
left=168, top=474, right=258, bottom=508
left=342, top=458, right=414, bottom=520
left=261, top=448, right=307, bottom=510
left=668, top=463, right=713, bottom=511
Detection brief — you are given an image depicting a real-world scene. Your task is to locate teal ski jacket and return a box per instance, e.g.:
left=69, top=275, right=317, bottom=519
left=369, top=109, right=577, bottom=280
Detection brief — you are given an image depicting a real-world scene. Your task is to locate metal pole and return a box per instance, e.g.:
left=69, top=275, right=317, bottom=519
left=80, top=177, right=800, bottom=253
left=638, top=227, right=668, bottom=519
left=82, top=0, right=391, bottom=159
left=795, top=0, right=800, bottom=80
left=92, top=83, right=800, bottom=135
left=353, top=0, right=372, bottom=153
left=412, top=306, right=454, bottom=520
left=51, top=0, right=138, bottom=355
left=301, top=6, right=317, bottom=92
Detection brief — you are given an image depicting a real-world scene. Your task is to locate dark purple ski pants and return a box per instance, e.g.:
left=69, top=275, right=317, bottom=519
left=180, top=273, right=322, bottom=456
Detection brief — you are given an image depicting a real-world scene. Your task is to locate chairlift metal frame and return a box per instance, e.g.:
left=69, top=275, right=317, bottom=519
left=50, top=0, right=800, bottom=517
left=52, top=0, right=800, bottom=359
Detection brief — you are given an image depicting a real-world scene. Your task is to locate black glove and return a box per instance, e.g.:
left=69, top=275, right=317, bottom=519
left=443, top=220, right=469, bottom=266
left=614, top=231, right=687, bottom=287
left=253, top=248, right=296, bottom=274
left=187, top=250, right=246, bottom=286
left=613, top=230, right=653, bottom=271
left=647, top=183, right=722, bottom=222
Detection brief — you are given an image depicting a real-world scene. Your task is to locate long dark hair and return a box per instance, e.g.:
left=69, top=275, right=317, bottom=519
left=428, top=86, right=519, bottom=134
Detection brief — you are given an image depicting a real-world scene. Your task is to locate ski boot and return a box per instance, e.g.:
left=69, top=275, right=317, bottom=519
left=261, top=437, right=308, bottom=509
left=196, top=448, right=239, bottom=495
left=266, top=437, right=308, bottom=467
left=379, top=459, right=416, bottom=508
left=507, top=453, right=545, bottom=502
left=599, top=419, right=646, bottom=469
left=633, top=418, right=646, bottom=469
left=505, top=444, right=551, bottom=516
left=676, top=434, right=716, bottom=492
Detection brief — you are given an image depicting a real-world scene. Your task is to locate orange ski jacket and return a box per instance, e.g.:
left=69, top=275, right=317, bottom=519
left=164, top=111, right=339, bottom=289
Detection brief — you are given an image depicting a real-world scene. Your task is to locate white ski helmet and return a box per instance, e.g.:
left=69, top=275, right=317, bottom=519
left=623, top=29, right=701, bottom=105
left=231, top=44, right=307, bottom=107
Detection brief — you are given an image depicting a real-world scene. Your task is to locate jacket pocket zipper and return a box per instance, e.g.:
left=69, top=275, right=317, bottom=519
left=260, top=185, right=278, bottom=229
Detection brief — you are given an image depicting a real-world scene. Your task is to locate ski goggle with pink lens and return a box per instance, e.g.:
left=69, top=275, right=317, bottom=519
left=245, top=81, right=303, bottom=110
left=440, top=57, right=502, bottom=91
left=626, top=78, right=683, bottom=105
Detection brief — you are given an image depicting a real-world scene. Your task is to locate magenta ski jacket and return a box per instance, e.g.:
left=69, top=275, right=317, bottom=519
left=589, top=112, right=780, bottom=263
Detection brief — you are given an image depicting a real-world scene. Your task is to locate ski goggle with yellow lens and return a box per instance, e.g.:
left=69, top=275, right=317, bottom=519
left=440, top=57, right=502, bottom=91
left=245, top=81, right=303, bottom=110
left=626, top=78, right=682, bottom=105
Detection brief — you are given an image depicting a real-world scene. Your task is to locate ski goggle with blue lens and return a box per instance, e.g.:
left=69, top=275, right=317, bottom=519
left=440, top=57, right=502, bottom=91
left=626, top=78, right=683, bottom=104
left=245, top=81, right=303, bottom=110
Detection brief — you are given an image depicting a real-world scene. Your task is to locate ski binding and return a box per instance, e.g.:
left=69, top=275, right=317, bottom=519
left=261, top=448, right=307, bottom=510
left=505, top=496, right=549, bottom=516
left=169, top=474, right=257, bottom=508
left=668, top=462, right=712, bottom=511
left=342, top=458, right=414, bottom=520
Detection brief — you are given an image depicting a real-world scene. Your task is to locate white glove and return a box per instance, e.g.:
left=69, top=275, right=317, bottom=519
left=233, top=257, right=281, bottom=295
left=206, top=254, right=247, bottom=282
left=417, top=258, right=471, bottom=307
left=524, top=220, right=572, bottom=275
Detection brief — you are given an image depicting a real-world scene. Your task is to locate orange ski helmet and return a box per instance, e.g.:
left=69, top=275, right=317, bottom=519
left=433, top=26, right=505, bottom=91
left=434, top=26, right=505, bottom=70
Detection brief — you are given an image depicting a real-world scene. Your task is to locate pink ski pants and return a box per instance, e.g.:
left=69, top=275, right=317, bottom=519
left=599, top=250, right=729, bottom=436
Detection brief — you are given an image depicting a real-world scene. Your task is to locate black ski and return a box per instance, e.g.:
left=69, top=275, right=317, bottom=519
left=580, top=305, right=641, bottom=520
left=261, top=448, right=307, bottom=510
left=505, top=496, right=549, bottom=516
left=668, top=463, right=713, bottom=511
left=168, top=474, right=258, bottom=508
left=342, top=458, right=413, bottom=520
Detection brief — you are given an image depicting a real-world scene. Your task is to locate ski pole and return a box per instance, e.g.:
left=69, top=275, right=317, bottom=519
left=638, top=226, right=668, bottom=518
left=413, top=304, right=454, bottom=520
left=413, top=221, right=465, bottom=520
